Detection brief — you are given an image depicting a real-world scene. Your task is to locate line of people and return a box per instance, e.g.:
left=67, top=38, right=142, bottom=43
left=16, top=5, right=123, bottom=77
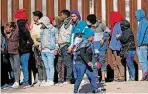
left=1, top=9, right=148, bottom=93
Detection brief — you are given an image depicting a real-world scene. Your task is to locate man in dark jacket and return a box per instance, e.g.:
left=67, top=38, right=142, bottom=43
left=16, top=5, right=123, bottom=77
left=118, top=20, right=136, bottom=81
left=17, top=19, right=34, bottom=88
left=15, top=9, right=34, bottom=88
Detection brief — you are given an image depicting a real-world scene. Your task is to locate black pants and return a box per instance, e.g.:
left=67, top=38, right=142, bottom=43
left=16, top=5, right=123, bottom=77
left=1, top=53, right=14, bottom=85
left=56, top=55, right=65, bottom=83
left=34, top=46, right=46, bottom=81
left=60, top=45, right=73, bottom=81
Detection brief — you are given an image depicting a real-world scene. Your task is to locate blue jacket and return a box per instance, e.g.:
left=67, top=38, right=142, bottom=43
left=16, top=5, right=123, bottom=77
left=109, top=22, right=122, bottom=51
left=136, top=9, right=148, bottom=46
left=40, top=26, right=56, bottom=51
left=70, top=20, right=87, bottom=47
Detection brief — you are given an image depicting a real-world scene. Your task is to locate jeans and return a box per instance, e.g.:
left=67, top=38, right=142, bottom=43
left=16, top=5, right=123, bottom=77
left=41, top=52, right=55, bottom=81
left=60, top=45, right=72, bottom=81
left=34, top=46, right=46, bottom=81
left=56, top=55, right=65, bottom=82
left=9, top=54, right=20, bottom=82
left=74, top=61, right=98, bottom=93
left=73, top=60, right=87, bottom=80
left=126, top=50, right=136, bottom=80
left=92, top=51, right=107, bottom=80
left=137, top=46, right=148, bottom=78
left=21, top=53, right=30, bottom=84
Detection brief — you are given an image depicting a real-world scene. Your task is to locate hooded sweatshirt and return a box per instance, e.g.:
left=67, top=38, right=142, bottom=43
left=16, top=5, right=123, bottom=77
left=119, top=20, right=136, bottom=57
left=109, top=11, right=123, bottom=51
left=39, top=16, right=56, bottom=52
left=136, top=9, right=148, bottom=46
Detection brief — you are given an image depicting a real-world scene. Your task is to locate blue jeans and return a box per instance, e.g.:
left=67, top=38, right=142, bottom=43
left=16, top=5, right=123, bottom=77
left=21, top=53, right=30, bottom=84
left=126, top=50, right=136, bottom=80
left=74, top=61, right=98, bottom=93
left=137, top=46, right=148, bottom=78
left=41, top=52, right=55, bottom=81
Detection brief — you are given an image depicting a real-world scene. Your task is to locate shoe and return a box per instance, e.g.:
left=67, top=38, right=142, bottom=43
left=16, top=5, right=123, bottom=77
left=128, top=78, right=135, bottom=81
left=55, top=82, right=64, bottom=86
left=10, top=82, right=19, bottom=88
left=42, top=81, right=54, bottom=86
left=81, top=79, right=87, bottom=84
left=92, top=87, right=106, bottom=93
left=33, top=81, right=41, bottom=87
left=100, top=80, right=105, bottom=84
left=1, top=84, right=11, bottom=89
left=63, top=81, right=71, bottom=85
left=21, top=83, right=31, bottom=89
left=40, top=80, right=46, bottom=87
left=118, top=79, right=125, bottom=82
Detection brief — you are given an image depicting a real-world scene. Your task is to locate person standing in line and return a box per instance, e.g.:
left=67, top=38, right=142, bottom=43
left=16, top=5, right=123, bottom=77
left=15, top=9, right=34, bottom=88
left=30, top=11, right=47, bottom=87
left=5, top=22, right=20, bottom=88
left=39, top=16, right=56, bottom=86
left=86, top=14, right=110, bottom=84
left=58, top=10, right=73, bottom=85
left=136, top=9, right=148, bottom=81
left=119, top=20, right=136, bottom=81
left=109, top=11, right=125, bottom=82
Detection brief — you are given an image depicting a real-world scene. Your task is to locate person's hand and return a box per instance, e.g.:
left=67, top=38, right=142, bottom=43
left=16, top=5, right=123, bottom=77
left=54, top=50, right=58, bottom=55
left=36, top=38, right=40, bottom=42
left=67, top=47, right=71, bottom=53
left=88, top=62, right=93, bottom=67
left=100, top=40, right=104, bottom=45
left=116, top=34, right=121, bottom=39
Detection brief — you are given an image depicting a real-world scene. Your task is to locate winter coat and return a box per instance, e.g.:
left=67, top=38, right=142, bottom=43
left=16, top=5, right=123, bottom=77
left=119, top=20, right=136, bottom=58
left=17, top=19, right=34, bottom=54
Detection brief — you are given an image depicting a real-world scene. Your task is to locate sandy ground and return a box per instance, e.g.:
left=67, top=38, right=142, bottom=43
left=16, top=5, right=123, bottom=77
left=1, top=81, right=148, bottom=93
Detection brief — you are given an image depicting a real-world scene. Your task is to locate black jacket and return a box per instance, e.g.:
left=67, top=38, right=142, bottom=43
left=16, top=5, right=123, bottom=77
left=17, top=20, right=34, bottom=54
left=119, top=20, right=136, bottom=57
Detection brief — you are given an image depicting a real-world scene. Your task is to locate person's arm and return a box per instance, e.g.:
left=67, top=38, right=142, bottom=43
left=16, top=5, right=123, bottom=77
left=119, top=30, right=132, bottom=43
left=24, top=28, right=34, bottom=45
left=49, top=28, right=56, bottom=50
left=79, top=47, right=91, bottom=64
left=100, top=23, right=110, bottom=44
left=137, top=27, right=147, bottom=46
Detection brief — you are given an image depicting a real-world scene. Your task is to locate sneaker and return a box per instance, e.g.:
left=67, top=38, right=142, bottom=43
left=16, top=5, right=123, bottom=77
left=81, top=79, right=87, bottom=84
left=92, top=87, right=106, bottom=93
left=10, top=82, right=19, bottom=88
left=128, top=78, right=135, bottom=81
left=42, top=81, right=54, bottom=86
left=100, top=80, right=105, bottom=84
left=40, top=80, right=46, bottom=86
left=63, top=81, right=71, bottom=85
left=21, top=83, right=31, bottom=89
left=55, top=82, right=64, bottom=87
left=33, top=81, right=41, bottom=87
left=1, top=84, right=11, bottom=89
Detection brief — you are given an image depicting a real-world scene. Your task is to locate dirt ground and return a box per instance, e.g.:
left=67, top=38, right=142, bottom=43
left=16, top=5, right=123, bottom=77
left=1, top=81, right=148, bottom=93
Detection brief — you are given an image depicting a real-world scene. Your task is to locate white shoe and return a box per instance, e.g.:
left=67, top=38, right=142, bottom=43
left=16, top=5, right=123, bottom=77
left=63, top=81, right=70, bottom=85
left=10, top=82, right=19, bottom=88
left=55, top=83, right=64, bottom=87
left=40, top=80, right=46, bottom=87
left=33, top=81, right=41, bottom=87
left=42, top=81, right=54, bottom=86
left=81, top=79, right=87, bottom=84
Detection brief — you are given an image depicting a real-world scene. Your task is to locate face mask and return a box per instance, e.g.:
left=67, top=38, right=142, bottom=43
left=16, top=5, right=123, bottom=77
left=74, top=37, right=82, bottom=44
